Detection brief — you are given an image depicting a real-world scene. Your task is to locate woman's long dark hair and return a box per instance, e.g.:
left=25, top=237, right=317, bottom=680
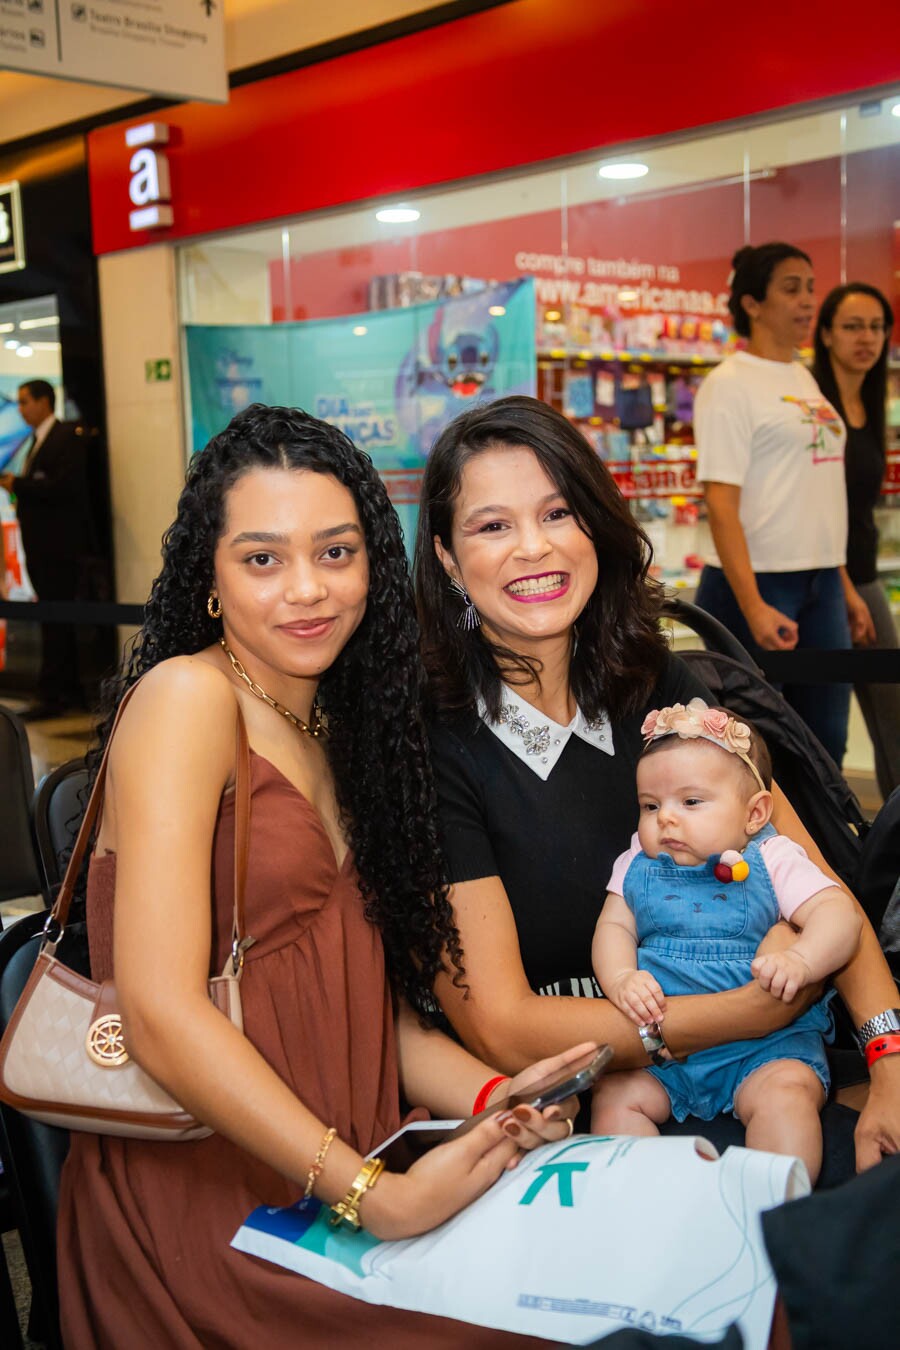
left=414, top=395, right=668, bottom=722
left=812, top=282, right=894, bottom=449
left=92, top=404, right=462, bottom=1005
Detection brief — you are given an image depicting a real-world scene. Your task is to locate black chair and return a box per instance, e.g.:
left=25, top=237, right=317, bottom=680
left=0, top=706, right=43, bottom=910
left=0, top=912, right=70, bottom=1350
left=0, top=1163, right=24, bottom=1347
left=0, top=709, right=49, bottom=1344
left=32, top=758, right=90, bottom=900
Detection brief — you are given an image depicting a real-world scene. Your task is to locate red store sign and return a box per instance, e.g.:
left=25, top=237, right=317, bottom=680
left=86, top=0, right=900, bottom=257
left=608, top=459, right=700, bottom=500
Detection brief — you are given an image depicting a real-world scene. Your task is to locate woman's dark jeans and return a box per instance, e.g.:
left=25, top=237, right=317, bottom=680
left=694, top=565, right=851, bottom=768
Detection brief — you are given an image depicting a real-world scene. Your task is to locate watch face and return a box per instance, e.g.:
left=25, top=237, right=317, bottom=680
left=638, top=1023, right=666, bottom=1060
left=638, top=1021, right=662, bottom=1044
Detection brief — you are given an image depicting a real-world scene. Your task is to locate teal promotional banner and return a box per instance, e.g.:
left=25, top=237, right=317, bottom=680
left=184, top=279, right=535, bottom=542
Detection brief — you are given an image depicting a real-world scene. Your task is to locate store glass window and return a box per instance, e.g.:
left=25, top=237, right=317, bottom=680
left=0, top=294, right=62, bottom=470
left=176, top=94, right=900, bottom=567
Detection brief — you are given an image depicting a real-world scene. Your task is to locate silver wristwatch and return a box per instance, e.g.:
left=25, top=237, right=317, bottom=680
left=638, top=1020, right=675, bottom=1068
left=856, top=1008, right=900, bottom=1053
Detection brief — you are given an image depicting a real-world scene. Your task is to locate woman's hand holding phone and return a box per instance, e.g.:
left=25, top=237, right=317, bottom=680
left=361, top=1043, right=594, bottom=1241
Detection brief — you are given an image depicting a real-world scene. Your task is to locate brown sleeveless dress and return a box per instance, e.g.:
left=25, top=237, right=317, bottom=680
left=56, top=752, right=542, bottom=1348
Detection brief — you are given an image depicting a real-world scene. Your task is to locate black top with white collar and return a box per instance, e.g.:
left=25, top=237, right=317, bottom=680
left=430, top=653, right=709, bottom=996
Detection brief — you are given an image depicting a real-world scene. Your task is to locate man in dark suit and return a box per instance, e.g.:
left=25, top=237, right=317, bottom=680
left=0, top=379, right=92, bottom=718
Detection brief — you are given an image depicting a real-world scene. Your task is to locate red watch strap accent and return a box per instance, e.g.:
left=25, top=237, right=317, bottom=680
left=864, top=1034, right=900, bottom=1068
left=472, top=1075, right=510, bottom=1115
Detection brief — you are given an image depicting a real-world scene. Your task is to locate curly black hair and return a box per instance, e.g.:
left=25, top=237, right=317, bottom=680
left=414, top=395, right=669, bottom=722
left=92, top=403, right=462, bottom=1006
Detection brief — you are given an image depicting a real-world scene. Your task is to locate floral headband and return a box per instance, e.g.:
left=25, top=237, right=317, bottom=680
left=640, top=698, right=766, bottom=793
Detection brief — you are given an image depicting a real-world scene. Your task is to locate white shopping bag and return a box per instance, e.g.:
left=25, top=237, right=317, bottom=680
left=232, top=1134, right=808, bottom=1346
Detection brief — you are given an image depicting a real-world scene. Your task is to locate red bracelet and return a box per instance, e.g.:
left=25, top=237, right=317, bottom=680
left=472, top=1075, right=510, bottom=1115
left=864, top=1034, right=900, bottom=1068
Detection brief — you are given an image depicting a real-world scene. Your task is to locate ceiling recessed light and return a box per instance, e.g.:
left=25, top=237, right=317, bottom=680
left=488, top=305, right=506, bottom=317
left=598, top=161, right=649, bottom=180
left=892, top=103, right=900, bottom=118
left=19, top=316, right=58, bottom=330
left=15, top=344, right=34, bottom=357
left=4, top=338, right=19, bottom=350
left=352, top=325, right=368, bottom=336
left=0, top=322, right=14, bottom=334
left=375, top=206, right=420, bottom=224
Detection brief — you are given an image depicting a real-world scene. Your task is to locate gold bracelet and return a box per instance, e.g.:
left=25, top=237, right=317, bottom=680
left=304, top=1125, right=337, bottom=1200
left=329, top=1157, right=385, bottom=1231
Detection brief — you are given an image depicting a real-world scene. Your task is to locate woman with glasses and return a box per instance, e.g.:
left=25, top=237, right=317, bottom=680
left=812, top=283, right=899, bottom=797
left=693, top=242, right=870, bottom=769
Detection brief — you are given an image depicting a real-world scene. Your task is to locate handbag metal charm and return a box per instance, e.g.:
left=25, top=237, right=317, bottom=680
left=86, top=1014, right=129, bottom=1067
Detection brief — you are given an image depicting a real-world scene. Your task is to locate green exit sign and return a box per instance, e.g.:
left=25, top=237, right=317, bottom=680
left=145, top=358, right=172, bottom=382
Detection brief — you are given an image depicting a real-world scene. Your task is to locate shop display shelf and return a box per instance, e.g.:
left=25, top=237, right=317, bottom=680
left=537, top=349, right=723, bottom=366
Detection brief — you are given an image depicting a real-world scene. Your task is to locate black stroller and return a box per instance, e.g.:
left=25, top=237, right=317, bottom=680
left=660, top=599, right=868, bottom=886
left=663, top=598, right=900, bottom=967
left=657, top=599, right=900, bottom=1183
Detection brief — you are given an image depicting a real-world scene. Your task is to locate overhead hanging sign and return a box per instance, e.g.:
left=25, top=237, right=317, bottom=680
left=0, top=0, right=227, bottom=104
left=0, top=180, right=25, bottom=274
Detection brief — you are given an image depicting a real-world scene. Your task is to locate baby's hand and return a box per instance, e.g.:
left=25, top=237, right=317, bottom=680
left=609, top=970, right=667, bottom=1025
left=751, top=949, right=813, bottom=1002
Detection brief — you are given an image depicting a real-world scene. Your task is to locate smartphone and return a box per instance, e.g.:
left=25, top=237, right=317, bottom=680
left=453, top=1044, right=614, bottom=1134
left=375, top=1045, right=613, bottom=1173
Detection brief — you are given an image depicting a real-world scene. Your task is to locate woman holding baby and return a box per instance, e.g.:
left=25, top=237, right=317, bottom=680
left=414, top=394, right=900, bottom=1175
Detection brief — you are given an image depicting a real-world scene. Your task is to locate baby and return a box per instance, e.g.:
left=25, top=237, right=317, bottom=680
left=591, top=698, right=861, bottom=1183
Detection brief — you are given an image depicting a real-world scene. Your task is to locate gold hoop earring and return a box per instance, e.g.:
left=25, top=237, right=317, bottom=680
left=207, top=591, right=223, bottom=620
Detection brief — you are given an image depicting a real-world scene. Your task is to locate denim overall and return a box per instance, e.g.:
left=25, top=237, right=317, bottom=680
left=624, top=823, right=833, bottom=1120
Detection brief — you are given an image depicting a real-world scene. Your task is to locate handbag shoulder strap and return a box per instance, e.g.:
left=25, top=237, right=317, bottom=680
left=48, top=681, right=252, bottom=955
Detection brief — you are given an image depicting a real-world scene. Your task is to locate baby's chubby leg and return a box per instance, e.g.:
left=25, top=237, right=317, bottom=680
left=733, top=1059, right=826, bottom=1183
left=590, top=1069, right=671, bottom=1137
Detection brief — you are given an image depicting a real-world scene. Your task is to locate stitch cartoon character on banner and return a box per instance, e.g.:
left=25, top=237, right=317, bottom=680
left=394, top=281, right=532, bottom=455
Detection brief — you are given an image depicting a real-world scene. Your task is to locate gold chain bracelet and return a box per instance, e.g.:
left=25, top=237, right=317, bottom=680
left=329, top=1157, right=385, bottom=1230
left=304, top=1125, right=337, bottom=1200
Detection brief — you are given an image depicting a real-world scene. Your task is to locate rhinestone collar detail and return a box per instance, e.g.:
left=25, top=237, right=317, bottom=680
left=479, top=684, right=614, bottom=780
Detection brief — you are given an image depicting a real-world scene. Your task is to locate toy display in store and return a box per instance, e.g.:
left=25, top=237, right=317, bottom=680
left=538, top=346, right=718, bottom=594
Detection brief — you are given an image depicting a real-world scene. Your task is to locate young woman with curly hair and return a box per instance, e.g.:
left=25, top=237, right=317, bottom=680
left=414, top=394, right=900, bottom=1171
left=56, top=404, right=584, bottom=1349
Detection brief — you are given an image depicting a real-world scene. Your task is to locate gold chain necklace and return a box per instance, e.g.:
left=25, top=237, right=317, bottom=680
left=220, top=640, right=326, bottom=738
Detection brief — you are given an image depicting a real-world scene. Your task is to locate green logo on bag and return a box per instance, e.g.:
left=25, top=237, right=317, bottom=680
left=518, top=1161, right=589, bottom=1208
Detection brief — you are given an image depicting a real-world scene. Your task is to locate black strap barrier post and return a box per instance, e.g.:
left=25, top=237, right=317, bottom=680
left=0, top=601, right=146, bottom=626
left=758, top=650, right=900, bottom=684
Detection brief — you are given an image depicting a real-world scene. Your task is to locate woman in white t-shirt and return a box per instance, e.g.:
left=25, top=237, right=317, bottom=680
left=694, top=241, right=872, bottom=767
